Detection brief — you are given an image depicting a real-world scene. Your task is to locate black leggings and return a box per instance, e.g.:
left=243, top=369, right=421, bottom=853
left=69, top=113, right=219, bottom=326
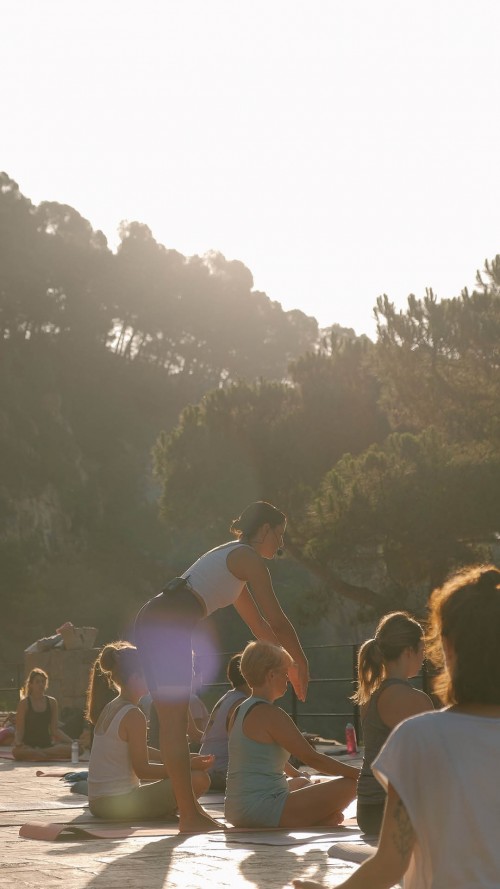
left=356, top=800, right=385, bottom=837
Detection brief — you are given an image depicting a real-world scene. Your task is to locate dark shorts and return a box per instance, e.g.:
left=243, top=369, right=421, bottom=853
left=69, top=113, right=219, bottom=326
left=134, top=583, right=205, bottom=703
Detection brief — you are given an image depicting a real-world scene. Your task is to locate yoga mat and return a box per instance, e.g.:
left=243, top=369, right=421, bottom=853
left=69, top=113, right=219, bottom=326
left=210, top=828, right=362, bottom=847
left=19, top=821, right=185, bottom=840
left=328, top=840, right=378, bottom=863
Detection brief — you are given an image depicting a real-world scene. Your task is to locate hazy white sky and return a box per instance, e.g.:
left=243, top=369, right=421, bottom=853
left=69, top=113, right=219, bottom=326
left=3, top=1, right=500, bottom=336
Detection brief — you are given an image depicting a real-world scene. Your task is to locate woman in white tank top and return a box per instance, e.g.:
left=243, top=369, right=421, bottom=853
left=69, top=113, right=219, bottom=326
left=86, top=642, right=213, bottom=821
left=134, top=500, right=309, bottom=833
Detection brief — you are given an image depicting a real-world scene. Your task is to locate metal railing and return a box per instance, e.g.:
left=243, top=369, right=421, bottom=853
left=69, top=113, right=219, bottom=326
left=198, top=642, right=431, bottom=744
left=2, top=642, right=431, bottom=742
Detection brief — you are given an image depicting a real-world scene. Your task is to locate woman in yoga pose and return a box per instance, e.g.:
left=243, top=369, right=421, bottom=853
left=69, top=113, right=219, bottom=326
left=86, top=642, right=212, bottom=821
left=13, top=668, right=75, bottom=761
left=224, top=640, right=358, bottom=829
left=134, top=501, right=309, bottom=833
left=353, top=611, right=433, bottom=837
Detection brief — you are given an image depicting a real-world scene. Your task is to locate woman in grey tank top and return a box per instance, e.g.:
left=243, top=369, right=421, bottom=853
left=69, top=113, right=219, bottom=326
left=353, top=611, right=433, bottom=836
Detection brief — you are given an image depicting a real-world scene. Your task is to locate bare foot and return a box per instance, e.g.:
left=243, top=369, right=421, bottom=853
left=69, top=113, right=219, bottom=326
left=178, top=813, right=224, bottom=834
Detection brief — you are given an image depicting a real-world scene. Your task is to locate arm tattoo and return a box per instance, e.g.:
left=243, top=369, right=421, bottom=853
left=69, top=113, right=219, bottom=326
left=391, top=798, right=414, bottom=861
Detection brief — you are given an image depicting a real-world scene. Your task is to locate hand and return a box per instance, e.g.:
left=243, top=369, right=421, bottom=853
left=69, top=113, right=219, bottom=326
left=189, top=753, right=215, bottom=771
left=288, top=657, right=309, bottom=702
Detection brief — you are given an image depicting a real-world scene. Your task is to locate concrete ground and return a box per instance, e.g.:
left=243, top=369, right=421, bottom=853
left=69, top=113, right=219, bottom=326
left=0, top=751, right=367, bottom=889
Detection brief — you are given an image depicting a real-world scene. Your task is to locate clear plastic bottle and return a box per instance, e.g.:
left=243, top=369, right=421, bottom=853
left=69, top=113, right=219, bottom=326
left=345, top=722, right=357, bottom=754
left=71, top=740, right=79, bottom=764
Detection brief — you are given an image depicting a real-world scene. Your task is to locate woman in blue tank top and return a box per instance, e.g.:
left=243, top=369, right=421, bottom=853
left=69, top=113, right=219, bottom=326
left=225, top=640, right=359, bottom=829
left=134, top=500, right=309, bottom=833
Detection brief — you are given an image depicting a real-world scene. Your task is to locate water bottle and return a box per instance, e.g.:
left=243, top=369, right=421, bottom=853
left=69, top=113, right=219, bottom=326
left=345, top=722, right=357, bottom=754
left=71, top=740, right=79, bottom=764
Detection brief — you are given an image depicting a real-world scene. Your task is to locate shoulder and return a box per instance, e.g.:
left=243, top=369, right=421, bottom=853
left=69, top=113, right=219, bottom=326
left=120, top=705, right=146, bottom=734
left=226, top=545, right=268, bottom=581
left=46, top=695, right=58, bottom=706
left=378, top=683, right=433, bottom=726
left=122, top=705, right=145, bottom=724
left=17, top=697, right=28, bottom=713
left=245, top=700, right=284, bottom=725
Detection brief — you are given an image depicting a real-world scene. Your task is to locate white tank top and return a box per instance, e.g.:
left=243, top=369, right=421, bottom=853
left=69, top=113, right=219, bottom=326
left=181, top=541, right=251, bottom=616
left=88, top=702, right=141, bottom=800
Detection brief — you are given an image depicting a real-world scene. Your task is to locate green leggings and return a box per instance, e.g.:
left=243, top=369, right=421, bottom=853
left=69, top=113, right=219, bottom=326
left=89, top=779, right=177, bottom=821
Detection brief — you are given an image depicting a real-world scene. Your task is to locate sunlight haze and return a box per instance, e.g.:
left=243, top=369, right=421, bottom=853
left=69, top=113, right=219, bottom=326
left=3, top=0, right=500, bottom=337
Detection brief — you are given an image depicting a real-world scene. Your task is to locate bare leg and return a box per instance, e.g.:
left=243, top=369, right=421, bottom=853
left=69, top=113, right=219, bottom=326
left=12, top=744, right=71, bottom=762
left=154, top=699, right=221, bottom=833
left=279, top=777, right=357, bottom=828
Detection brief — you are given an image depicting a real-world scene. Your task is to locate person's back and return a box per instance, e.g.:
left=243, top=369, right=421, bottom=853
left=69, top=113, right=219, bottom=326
left=199, top=652, right=250, bottom=790
left=199, top=687, right=247, bottom=784
left=88, top=700, right=140, bottom=801
left=353, top=612, right=432, bottom=836
left=374, top=709, right=500, bottom=888
left=225, top=695, right=290, bottom=827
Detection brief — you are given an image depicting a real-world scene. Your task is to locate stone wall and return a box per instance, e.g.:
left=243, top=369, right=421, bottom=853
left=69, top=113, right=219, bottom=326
left=23, top=649, right=98, bottom=711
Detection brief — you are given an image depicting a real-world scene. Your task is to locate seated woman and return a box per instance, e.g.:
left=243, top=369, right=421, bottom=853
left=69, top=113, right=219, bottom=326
left=13, top=668, right=74, bottom=761
left=86, top=641, right=213, bottom=820
left=224, top=640, right=359, bottom=828
left=293, top=565, right=500, bottom=889
left=354, top=611, right=433, bottom=837
left=199, top=652, right=250, bottom=790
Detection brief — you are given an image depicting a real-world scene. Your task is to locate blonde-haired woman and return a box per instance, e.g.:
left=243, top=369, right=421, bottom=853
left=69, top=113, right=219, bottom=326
left=224, top=641, right=358, bottom=829
left=13, top=668, right=74, bottom=761
left=354, top=611, right=433, bottom=836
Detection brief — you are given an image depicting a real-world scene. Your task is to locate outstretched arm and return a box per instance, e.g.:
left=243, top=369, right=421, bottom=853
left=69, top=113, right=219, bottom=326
left=231, top=550, right=309, bottom=700
left=266, top=707, right=359, bottom=780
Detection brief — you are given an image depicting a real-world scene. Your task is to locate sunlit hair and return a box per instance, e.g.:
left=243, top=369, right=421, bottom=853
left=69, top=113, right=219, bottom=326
left=230, top=501, right=286, bottom=540
left=227, top=653, right=246, bottom=689
left=22, top=668, right=49, bottom=699
left=85, top=641, right=142, bottom=725
left=426, top=564, right=500, bottom=706
left=239, top=640, right=293, bottom=688
left=352, top=611, right=423, bottom=705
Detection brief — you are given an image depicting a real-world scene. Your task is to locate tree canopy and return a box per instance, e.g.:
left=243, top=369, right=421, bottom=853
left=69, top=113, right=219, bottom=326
left=1, top=170, right=500, bottom=653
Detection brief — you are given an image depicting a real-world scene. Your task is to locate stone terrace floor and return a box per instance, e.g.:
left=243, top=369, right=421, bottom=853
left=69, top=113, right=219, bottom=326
left=0, top=750, right=366, bottom=889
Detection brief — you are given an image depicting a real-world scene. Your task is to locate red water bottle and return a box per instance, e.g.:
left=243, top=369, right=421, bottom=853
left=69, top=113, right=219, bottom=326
left=345, top=722, right=357, bottom=754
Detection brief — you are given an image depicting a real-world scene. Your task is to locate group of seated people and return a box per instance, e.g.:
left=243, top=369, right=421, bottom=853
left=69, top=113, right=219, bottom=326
left=11, top=564, right=500, bottom=888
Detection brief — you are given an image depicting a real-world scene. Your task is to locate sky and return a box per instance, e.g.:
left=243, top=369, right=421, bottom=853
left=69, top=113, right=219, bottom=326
left=3, top=1, right=500, bottom=337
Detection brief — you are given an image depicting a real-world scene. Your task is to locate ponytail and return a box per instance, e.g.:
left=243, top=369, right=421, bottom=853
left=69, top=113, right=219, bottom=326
left=85, top=641, right=140, bottom=725
left=352, top=611, right=423, bottom=705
